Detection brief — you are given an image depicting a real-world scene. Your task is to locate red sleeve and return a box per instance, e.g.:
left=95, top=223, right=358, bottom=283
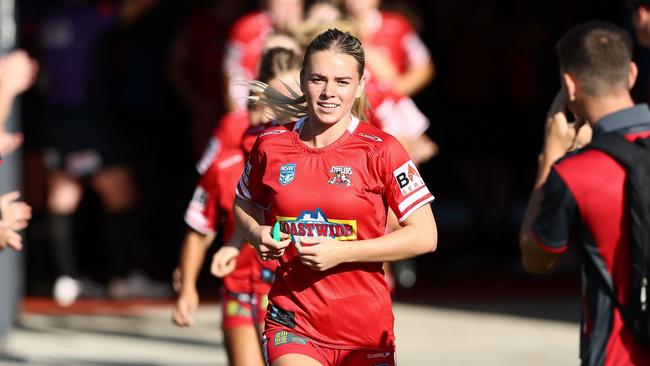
left=235, top=139, right=269, bottom=209
left=196, top=135, right=221, bottom=175
left=184, top=166, right=219, bottom=234
left=379, top=136, right=434, bottom=222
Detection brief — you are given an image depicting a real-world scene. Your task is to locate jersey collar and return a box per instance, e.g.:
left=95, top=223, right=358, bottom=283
left=293, top=115, right=360, bottom=134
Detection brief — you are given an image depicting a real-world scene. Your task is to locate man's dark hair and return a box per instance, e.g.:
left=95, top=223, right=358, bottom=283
left=632, top=0, right=650, bottom=9
left=556, top=21, right=632, bottom=96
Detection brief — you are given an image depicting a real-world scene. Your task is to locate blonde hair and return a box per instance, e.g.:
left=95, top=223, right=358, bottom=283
left=250, top=28, right=368, bottom=121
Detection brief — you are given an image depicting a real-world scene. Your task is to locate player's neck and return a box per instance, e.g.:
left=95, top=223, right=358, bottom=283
left=581, top=93, right=635, bottom=127
left=300, top=115, right=351, bottom=149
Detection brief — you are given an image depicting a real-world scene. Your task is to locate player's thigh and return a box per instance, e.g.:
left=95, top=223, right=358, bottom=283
left=223, top=326, right=265, bottom=366
left=265, top=329, right=327, bottom=366
left=272, top=353, right=323, bottom=366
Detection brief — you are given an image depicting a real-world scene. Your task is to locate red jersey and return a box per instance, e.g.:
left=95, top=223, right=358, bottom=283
left=365, top=11, right=431, bottom=74
left=189, top=111, right=277, bottom=293
left=364, top=70, right=429, bottom=139
left=236, top=117, right=434, bottom=349
left=196, top=109, right=250, bottom=175
left=223, top=11, right=273, bottom=110
left=186, top=148, right=244, bottom=240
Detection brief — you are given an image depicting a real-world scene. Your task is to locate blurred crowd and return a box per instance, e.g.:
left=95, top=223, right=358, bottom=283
left=9, top=0, right=439, bottom=305
left=1, top=0, right=640, bottom=304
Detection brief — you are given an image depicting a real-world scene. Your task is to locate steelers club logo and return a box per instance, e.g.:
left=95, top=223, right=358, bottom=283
left=393, top=160, right=425, bottom=196
left=276, top=208, right=357, bottom=243
left=327, top=166, right=353, bottom=187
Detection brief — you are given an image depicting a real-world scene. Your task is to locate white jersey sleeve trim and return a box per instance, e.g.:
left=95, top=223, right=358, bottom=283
left=347, top=115, right=360, bottom=133
left=398, top=187, right=431, bottom=212
left=402, top=32, right=431, bottom=68
left=184, top=210, right=213, bottom=235
left=236, top=178, right=252, bottom=200
left=398, top=195, right=434, bottom=223
left=394, top=97, right=430, bottom=139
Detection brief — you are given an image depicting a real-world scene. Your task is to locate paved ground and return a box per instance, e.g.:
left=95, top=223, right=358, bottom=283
left=0, top=298, right=581, bottom=366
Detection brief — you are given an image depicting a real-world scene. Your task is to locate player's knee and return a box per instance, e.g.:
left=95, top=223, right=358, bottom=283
left=94, top=169, right=137, bottom=211
left=48, top=181, right=82, bottom=214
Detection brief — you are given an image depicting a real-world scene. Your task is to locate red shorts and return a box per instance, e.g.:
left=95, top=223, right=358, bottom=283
left=220, top=244, right=276, bottom=330
left=220, top=288, right=269, bottom=330
left=264, top=328, right=396, bottom=366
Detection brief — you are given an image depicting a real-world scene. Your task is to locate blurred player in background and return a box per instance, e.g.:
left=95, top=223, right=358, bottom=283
left=343, top=0, right=434, bottom=96
left=173, top=47, right=302, bottom=366
left=223, top=0, right=304, bottom=112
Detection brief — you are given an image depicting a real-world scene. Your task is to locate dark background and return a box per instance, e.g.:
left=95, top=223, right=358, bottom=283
left=13, top=0, right=644, bottom=301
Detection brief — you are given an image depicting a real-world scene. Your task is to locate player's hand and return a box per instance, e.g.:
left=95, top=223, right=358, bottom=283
left=408, top=135, right=439, bottom=165
left=210, top=245, right=239, bottom=278
left=172, top=288, right=199, bottom=327
left=0, top=129, right=23, bottom=157
left=295, top=236, right=346, bottom=271
left=0, top=191, right=32, bottom=231
left=0, top=225, right=22, bottom=251
left=252, top=225, right=290, bottom=261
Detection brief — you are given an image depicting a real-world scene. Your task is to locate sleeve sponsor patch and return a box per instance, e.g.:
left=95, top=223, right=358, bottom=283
left=189, top=186, right=208, bottom=211
left=393, top=160, right=425, bottom=196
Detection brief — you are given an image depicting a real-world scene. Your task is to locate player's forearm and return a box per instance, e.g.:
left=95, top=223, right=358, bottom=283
left=233, top=196, right=266, bottom=248
left=223, top=226, right=246, bottom=249
left=395, top=62, right=434, bottom=96
left=344, top=206, right=437, bottom=263
left=178, top=229, right=213, bottom=291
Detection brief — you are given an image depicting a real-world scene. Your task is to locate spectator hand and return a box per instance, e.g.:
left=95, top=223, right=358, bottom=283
left=0, top=129, right=23, bottom=156
left=0, top=50, right=38, bottom=98
left=295, top=236, right=346, bottom=271
left=0, top=224, right=22, bottom=251
left=0, top=191, right=31, bottom=231
left=210, top=245, right=239, bottom=278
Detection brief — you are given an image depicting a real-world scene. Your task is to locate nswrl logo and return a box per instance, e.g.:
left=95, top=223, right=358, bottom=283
left=279, top=163, right=296, bottom=185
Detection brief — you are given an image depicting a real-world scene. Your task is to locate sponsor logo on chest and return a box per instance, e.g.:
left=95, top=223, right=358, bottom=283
left=393, top=160, right=425, bottom=196
left=276, top=208, right=357, bottom=242
left=279, top=163, right=296, bottom=185
left=328, top=166, right=353, bottom=187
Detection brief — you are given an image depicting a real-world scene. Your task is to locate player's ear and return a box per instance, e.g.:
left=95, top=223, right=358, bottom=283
left=562, top=72, right=577, bottom=102
left=629, top=61, right=638, bottom=90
